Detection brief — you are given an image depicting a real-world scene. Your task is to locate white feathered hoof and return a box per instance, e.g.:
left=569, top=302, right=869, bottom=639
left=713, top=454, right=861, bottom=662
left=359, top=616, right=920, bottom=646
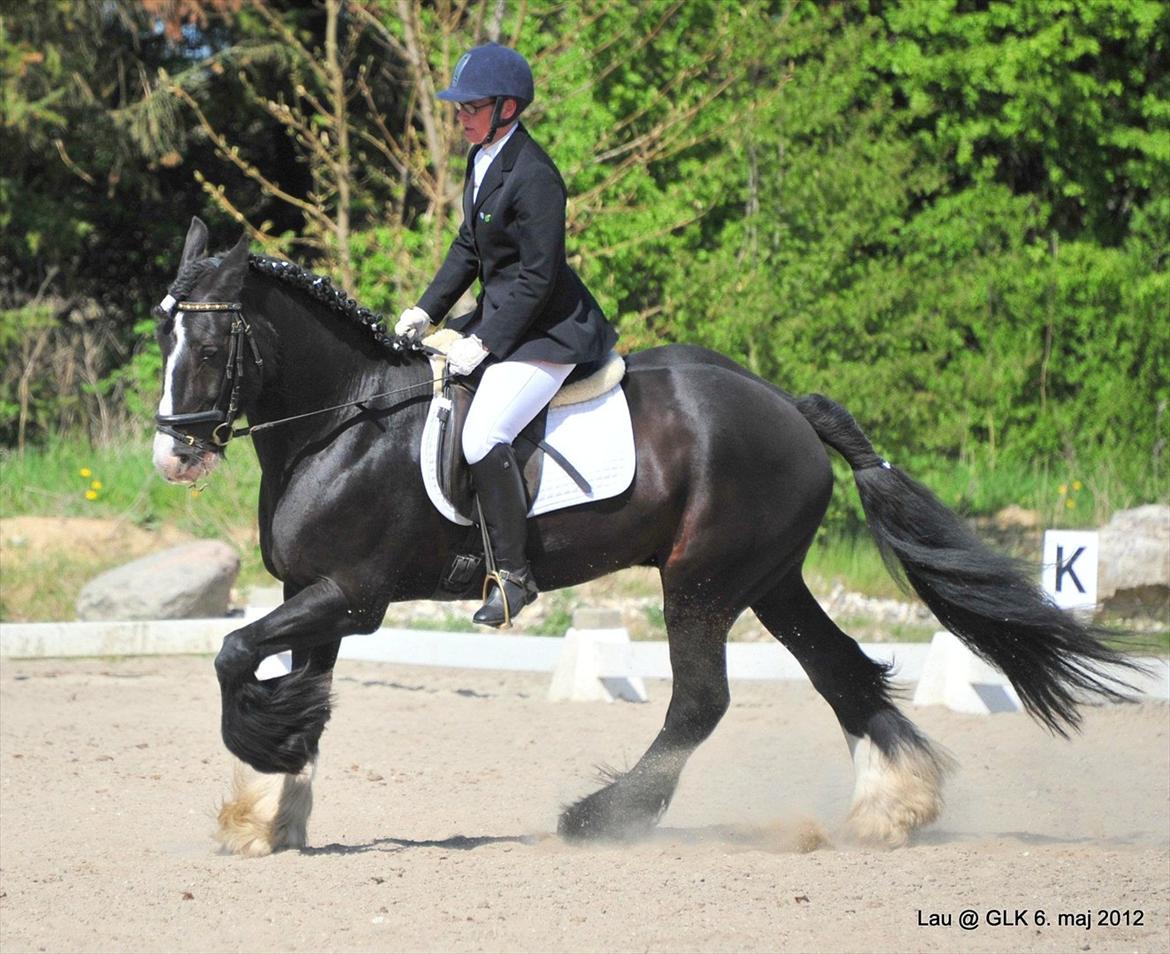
left=215, top=759, right=316, bottom=857
left=844, top=716, right=954, bottom=848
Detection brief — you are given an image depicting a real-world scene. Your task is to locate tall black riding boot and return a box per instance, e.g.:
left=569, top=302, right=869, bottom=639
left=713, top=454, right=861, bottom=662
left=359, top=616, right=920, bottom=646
left=470, top=443, right=539, bottom=627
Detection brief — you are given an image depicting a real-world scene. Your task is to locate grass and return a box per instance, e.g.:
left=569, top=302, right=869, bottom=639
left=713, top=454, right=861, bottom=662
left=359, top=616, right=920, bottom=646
left=1112, top=628, right=1170, bottom=656
left=1, top=430, right=264, bottom=537
left=1, top=431, right=272, bottom=621
left=0, top=549, right=127, bottom=623
left=2, top=432, right=1165, bottom=652
left=804, top=530, right=905, bottom=601
left=911, top=451, right=1162, bottom=532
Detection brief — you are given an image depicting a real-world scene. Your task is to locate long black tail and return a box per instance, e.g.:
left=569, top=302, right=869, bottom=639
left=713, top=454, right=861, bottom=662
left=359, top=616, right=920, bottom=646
left=794, top=393, right=1144, bottom=736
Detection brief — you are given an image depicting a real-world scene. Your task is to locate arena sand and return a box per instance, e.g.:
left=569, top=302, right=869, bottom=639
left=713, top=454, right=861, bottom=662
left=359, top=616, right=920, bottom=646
left=1, top=655, right=1167, bottom=953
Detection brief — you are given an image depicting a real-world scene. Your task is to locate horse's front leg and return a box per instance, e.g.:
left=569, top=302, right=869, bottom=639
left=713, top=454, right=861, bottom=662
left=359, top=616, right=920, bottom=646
left=213, top=578, right=368, bottom=856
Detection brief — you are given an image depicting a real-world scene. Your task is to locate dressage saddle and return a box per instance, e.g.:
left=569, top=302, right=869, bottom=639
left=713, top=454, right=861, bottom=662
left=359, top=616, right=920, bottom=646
left=431, top=354, right=620, bottom=599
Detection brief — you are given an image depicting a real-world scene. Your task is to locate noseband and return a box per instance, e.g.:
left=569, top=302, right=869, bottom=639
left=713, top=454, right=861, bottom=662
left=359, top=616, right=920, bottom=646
left=155, top=300, right=264, bottom=452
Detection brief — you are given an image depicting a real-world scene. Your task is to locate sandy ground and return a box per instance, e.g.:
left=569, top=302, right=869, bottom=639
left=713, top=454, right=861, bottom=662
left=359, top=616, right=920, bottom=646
left=0, top=654, right=1167, bottom=954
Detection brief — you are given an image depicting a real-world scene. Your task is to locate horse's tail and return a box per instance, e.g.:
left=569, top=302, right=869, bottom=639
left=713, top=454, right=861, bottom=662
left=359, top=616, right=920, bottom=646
left=793, top=392, right=1144, bottom=736
left=217, top=658, right=333, bottom=775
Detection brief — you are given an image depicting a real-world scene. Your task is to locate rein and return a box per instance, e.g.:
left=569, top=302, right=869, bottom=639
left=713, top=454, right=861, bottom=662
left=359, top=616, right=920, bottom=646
left=239, top=376, right=443, bottom=439
left=155, top=299, right=444, bottom=453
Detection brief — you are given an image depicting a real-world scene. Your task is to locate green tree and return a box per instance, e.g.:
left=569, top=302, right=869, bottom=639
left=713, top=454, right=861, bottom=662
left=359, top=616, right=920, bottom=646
left=649, top=0, right=1167, bottom=509
left=0, top=0, right=257, bottom=446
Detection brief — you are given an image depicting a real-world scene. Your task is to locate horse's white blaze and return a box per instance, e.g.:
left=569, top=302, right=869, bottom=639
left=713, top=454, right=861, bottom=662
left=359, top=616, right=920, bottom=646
left=844, top=731, right=947, bottom=848
left=215, top=759, right=316, bottom=857
left=152, top=311, right=188, bottom=476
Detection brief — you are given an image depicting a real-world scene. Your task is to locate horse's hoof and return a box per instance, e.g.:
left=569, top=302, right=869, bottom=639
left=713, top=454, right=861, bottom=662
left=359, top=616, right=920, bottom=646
left=215, top=760, right=315, bottom=857
left=557, top=785, right=664, bottom=842
left=845, top=728, right=951, bottom=848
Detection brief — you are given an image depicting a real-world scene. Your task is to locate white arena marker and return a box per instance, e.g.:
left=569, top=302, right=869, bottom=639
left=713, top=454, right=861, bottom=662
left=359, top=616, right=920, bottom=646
left=548, top=608, right=648, bottom=703
left=1041, top=529, right=1099, bottom=612
left=912, top=631, right=1022, bottom=716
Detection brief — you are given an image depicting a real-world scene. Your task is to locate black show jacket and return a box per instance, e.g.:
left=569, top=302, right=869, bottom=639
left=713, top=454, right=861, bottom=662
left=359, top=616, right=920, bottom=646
left=418, top=124, right=618, bottom=365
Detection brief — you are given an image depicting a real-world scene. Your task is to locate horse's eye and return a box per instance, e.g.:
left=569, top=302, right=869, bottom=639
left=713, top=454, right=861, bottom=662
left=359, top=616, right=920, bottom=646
left=200, top=345, right=219, bottom=360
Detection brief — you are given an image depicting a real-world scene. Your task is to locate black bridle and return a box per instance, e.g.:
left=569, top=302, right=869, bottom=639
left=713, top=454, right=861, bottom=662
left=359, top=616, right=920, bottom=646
left=155, top=301, right=263, bottom=452
left=155, top=299, right=445, bottom=454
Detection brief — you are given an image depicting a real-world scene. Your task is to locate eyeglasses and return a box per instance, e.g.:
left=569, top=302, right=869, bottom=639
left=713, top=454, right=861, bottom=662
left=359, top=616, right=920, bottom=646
left=455, top=99, right=495, bottom=117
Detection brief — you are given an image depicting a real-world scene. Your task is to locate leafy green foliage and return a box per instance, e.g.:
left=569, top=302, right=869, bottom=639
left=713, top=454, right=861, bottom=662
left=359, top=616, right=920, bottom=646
left=2, top=0, right=1166, bottom=522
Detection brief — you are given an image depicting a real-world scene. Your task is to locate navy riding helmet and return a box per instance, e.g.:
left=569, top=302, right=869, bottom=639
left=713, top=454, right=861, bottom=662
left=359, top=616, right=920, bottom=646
left=439, top=43, right=534, bottom=142
left=440, top=42, right=535, bottom=104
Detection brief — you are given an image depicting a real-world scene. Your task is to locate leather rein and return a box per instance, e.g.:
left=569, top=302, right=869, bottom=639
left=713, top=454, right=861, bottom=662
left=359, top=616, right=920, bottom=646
left=155, top=299, right=442, bottom=454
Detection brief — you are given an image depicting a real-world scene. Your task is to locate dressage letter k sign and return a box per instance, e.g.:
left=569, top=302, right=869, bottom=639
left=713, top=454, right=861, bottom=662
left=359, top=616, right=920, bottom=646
left=1055, top=545, right=1086, bottom=594
left=1041, top=529, right=1098, bottom=611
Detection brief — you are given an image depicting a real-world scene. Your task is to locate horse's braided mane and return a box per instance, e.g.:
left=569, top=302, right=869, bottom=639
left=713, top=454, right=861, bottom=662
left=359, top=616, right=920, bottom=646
left=247, top=254, right=417, bottom=358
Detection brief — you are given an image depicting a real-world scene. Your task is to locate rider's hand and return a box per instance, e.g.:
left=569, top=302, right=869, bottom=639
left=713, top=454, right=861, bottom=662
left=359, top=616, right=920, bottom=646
left=447, top=335, right=490, bottom=376
left=394, top=305, right=431, bottom=339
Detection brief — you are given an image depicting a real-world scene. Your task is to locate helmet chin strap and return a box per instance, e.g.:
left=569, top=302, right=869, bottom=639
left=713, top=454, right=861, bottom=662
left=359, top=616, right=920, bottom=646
left=479, top=100, right=507, bottom=147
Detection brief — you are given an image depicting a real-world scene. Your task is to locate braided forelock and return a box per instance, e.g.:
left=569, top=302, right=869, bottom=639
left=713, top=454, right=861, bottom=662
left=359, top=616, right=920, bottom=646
left=166, top=257, right=220, bottom=301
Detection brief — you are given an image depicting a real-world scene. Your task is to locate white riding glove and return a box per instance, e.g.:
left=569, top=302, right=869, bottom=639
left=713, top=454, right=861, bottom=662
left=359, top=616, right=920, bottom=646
left=394, top=305, right=431, bottom=339
left=447, top=335, right=490, bottom=376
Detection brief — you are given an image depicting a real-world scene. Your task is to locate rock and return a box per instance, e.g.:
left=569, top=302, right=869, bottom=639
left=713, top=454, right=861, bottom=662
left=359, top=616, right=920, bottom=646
left=1097, top=504, right=1170, bottom=619
left=972, top=508, right=1043, bottom=558
left=993, top=505, right=1041, bottom=530
left=76, top=540, right=240, bottom=621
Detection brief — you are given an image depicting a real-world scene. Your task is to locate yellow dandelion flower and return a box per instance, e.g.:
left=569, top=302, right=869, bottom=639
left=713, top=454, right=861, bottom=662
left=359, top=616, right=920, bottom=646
left=1066, top=499, right=1076, bottom=509
left=79, top=467, right=92, bottom=478
left=1058, top=484, right=1067, bottom=495
left=85, top=490, right=98, bottom=501
left=90, top=480, right=103, bottom=490
left=1072, top=480, right=1082, bottom=491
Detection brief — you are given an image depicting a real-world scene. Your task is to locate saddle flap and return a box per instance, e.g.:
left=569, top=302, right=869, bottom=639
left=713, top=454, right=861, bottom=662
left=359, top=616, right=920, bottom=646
left=437, top=379, right=546, bottom=519
left=420, top=376, right=634, bottom=527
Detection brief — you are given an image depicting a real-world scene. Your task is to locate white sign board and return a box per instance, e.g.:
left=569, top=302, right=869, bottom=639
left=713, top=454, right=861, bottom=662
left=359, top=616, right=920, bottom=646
left=1041, top=529, right=1098, bottom=611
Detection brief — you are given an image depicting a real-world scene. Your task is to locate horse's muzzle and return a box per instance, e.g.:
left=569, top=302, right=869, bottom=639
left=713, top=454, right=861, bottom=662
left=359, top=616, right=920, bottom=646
left=152, top=429, right=220, bottom=484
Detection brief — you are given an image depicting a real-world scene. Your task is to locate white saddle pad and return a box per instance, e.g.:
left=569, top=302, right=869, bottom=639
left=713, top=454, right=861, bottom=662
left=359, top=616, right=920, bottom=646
left=420, top=383, right=636, bottom=526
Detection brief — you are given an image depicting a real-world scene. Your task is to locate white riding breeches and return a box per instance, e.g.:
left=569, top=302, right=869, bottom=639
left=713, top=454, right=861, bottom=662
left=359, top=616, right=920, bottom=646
left=462, top=359, right=576, bottom=465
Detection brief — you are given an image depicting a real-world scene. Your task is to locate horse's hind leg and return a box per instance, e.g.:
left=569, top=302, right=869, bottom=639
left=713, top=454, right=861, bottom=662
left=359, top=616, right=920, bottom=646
left=752, top=577, right=954, bottom=847
left=559, top=593, right=732, bottom=841
left=215, top=639, right=340, bottom=856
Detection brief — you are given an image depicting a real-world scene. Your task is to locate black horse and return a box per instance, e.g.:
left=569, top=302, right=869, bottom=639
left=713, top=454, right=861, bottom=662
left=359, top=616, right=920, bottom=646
left=153, top=219, right=1138, bottom=856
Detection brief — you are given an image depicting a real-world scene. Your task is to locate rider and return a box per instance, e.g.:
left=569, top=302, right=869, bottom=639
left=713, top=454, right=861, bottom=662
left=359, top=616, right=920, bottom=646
left=395, top=42, right=618, bottom=627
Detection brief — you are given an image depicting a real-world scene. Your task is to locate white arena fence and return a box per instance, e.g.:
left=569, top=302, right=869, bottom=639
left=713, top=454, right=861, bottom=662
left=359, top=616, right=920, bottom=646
left=1, top=614, right=1166, bottom=714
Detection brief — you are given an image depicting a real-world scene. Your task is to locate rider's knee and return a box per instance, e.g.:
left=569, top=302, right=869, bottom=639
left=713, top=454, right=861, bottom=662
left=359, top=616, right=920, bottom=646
left=462, top=421, right=499, bottom=465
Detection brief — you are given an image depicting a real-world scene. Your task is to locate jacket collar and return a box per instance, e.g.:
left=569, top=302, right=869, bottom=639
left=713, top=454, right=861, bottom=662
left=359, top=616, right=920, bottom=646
left=472, top=122, right=529, bottom=214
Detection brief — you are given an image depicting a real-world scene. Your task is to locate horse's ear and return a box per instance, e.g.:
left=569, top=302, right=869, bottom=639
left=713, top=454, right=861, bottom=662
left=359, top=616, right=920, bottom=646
left=222, top=232, right=250, bottom=270
left=180, top=216, right=209, bottom=268
left=206, top=232, right=251, bottom=298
